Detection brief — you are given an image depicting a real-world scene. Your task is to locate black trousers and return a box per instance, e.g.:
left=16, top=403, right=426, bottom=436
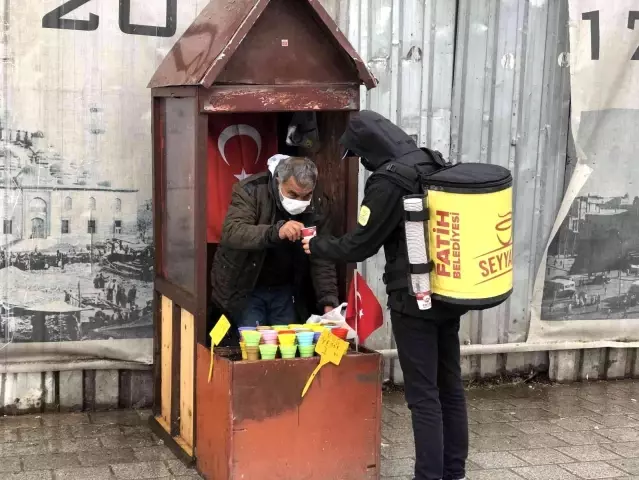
left=391, top=311, right=468, bottom=480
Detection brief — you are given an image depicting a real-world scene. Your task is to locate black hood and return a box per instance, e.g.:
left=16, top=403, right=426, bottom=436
left=339, top=110, right=422, bottom=171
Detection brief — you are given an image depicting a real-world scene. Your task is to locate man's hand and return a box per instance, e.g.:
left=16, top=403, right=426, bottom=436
left=323, top=305, right=334, bottom=314
left=279, top=221, right=304, bottom=241
left=302, top=237, right=311, bottom=254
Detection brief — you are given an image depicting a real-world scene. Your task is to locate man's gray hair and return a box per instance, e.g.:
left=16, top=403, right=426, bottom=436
left=274, top=156, right=318, bottom=190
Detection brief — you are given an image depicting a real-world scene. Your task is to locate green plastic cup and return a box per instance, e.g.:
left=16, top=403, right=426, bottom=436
left=241, top=330, right=262, bottom=347
left=279, top=344, right=298, bottom=359
left=259, top=344, right=278, bottom=360
left=298, top=345, right=315, bottom=358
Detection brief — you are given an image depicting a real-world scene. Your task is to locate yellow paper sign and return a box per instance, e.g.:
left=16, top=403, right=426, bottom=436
left=208, top=315, right=231, bottom=382
left=210, top=315, right=231, bottom=345
left=301, top=331, right=349, bottom=398
left=314, top=330, right=349, bottom=365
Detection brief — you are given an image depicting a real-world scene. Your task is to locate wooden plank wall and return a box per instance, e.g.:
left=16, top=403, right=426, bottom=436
left=180, top=309, right=195, bottom=452
left=155, top=294, right=195, bottom=456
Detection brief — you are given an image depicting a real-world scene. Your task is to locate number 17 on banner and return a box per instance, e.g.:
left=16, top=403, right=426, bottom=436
left=301, top=330, right=349, bottom=398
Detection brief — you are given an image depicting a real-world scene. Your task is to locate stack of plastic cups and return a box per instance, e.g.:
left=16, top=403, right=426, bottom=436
left=272, top=325, right=288, bottom=332
left=259, top=344, right=278, bottom=360
left=297, top=331, right=315, bottom=358
left=241, top=330, right=261, bottom=361
left=332, top=328, right=348, bottom=340
left=278, top=331, right=296, bottom=359
left=261, top=330, right=278, bottom=345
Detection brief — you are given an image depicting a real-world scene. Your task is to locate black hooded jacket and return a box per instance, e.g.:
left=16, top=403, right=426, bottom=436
left=310, top=110, right=468, bottom=319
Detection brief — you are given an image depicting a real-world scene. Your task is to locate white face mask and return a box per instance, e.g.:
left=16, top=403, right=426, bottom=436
left=280, top=189, right=311, bottom=215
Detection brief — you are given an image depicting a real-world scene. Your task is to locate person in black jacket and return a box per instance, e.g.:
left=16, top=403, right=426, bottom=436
left=302, top=111, right=468, bottom=480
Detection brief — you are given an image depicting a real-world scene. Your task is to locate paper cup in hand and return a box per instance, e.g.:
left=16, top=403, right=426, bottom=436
left=302, top=226, right=317, bottom=241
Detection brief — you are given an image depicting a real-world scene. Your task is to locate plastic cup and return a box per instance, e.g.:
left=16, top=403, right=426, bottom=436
left=298, top=345, right=315, bottom=358
left=259, top=344, right=278, bottom=360
left=279, top=344, right=298, bottom=359
left=313, top=332, right=321, bottom=343
left=239, top=341, right=247, bottom=360
left=288, top=324, right=305, bottom=330
left=296, top=331, right=315, bottom=347
left=278, top=333, right=296, bottom=346
left=272, top=325, right=288, bottom=331
left=332, top=328, right=348, bottom=340
left=238, top=326, right=256, bottom=332
left=245, top=346, right=260, bottom=361
left=302, top=226, right=317, bottom=241
left=241, top=330, right=262, bottom=347
left=310, top=325, right=325, bottom=332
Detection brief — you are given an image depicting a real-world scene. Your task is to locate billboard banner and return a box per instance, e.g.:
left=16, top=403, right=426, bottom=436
left=0, top=0, right=205, bottom=364
left=529, top=0, right=639, bottom=342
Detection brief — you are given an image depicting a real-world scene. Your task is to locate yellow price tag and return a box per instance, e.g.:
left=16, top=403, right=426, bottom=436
left=314, top=330, right=349, bottom=365
left=208, top=315, right=231, bottom=382
left=301, top=330, right=349, bottom=398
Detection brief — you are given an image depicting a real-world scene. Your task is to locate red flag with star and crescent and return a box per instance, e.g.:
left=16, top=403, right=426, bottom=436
left=207, top=114, right=278, bottom=243
left=345, top=272, right=384, bottom=343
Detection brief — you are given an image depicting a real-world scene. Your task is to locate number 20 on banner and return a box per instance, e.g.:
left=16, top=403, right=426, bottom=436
left=301, top=331, right=349, bottom=398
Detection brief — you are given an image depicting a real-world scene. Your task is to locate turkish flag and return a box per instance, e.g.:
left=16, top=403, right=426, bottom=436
left=207, top=114, right=278, bottom=243
left=345, top=272, right=384, bottom=343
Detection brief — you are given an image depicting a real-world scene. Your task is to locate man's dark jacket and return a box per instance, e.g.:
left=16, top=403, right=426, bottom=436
left=311, top=110, right=467, bottom=319
left=210, top=171, right=339, bottom=321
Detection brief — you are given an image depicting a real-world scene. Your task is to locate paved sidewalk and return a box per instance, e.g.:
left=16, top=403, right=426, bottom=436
left=0, top=380, right=637, bottom=479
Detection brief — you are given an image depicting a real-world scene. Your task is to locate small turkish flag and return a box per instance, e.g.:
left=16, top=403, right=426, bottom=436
left=345, top=272, right=384, bottom=343
left=207, top=114, right=278, bottom=243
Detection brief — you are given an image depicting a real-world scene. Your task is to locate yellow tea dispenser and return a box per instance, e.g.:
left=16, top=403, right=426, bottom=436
left=424, top=163, right=513, bottom=309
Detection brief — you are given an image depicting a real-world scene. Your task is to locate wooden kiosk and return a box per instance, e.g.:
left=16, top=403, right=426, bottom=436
left=148, top=0, right=383, bottom=478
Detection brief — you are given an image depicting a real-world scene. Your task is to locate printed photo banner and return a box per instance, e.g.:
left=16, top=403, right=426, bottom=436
left=0, top=0, right=207, bottom=364
left=529, top=0, right=639, bottom=342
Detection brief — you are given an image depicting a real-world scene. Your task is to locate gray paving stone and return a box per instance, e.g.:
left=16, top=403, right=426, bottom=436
left=512, top=465, right=579, bottom=480
left=132, top=446, right=177, bottom=461
left=0, top=432, right=19, bottom=444
left=110, top=461, right=170, bottom=479
left=590, top=415, right=639, bottom=428
left=562, top=461, right=627, bottom=479
left=22, top=453, right=80, bottom=471
left=41, top=414, right=89, bottom=427
left=379, top=458, right=415, bottom=477
left=509, top=433, right=569, bottom=449
left=596, top=428, right=639, bottom=443
left=77, top=449, right=137, bottom=467
left=100, top=434, right=157, bottom=449
left=510, top=447, right=575, bottom=466
left=551, top=430, right=613, bottom=445
left=0, top=470, right=53, bottom=480
left=468, top=451, right=529, bottom=469
left=165, top=460, right=198, bottom=476
left=556, top=444, right=621, bottom=462
left=70, top=424, right=122, bottom=438
left=469, top=423, right=522, bottom=437
left=603, top=441, right=639, bottom=458
left=0, top=417, right=42, bottom=430
left=0, top=441, right=48, bottom=457
left=467, top=469, right=525, bottom=480
left=510, top=409, right=559, bottom=421
left=509, top=420, right=566, bottom=435
left=468, top=435, right=525, bottom=452
left=0, top=472, right=52, bottom=480
left=549, top=416, right=605, bottom=431
left=89, top=412, right=144, bottom=427
left=380, top=442, right=415, bottom=460
left=18, top=427, right=72, bottom=442
left=48, top=438, right=101, bottom=454
left=609, top=458, right=639, bottom=475
left=0, top=457, right=21, bottom=473
left=52, top=466, right=113, bottom=480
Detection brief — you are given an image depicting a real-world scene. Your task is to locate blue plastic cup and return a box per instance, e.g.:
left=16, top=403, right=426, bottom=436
left=296, top=331, right=315, bottom=347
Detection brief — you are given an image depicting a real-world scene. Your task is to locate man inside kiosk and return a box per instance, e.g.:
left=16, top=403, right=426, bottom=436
left=210, top=155, right=339, bottom=329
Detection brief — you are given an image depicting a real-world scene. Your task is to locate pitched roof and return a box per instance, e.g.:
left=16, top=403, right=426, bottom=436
left=148, top=0, right=377, bottom=89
